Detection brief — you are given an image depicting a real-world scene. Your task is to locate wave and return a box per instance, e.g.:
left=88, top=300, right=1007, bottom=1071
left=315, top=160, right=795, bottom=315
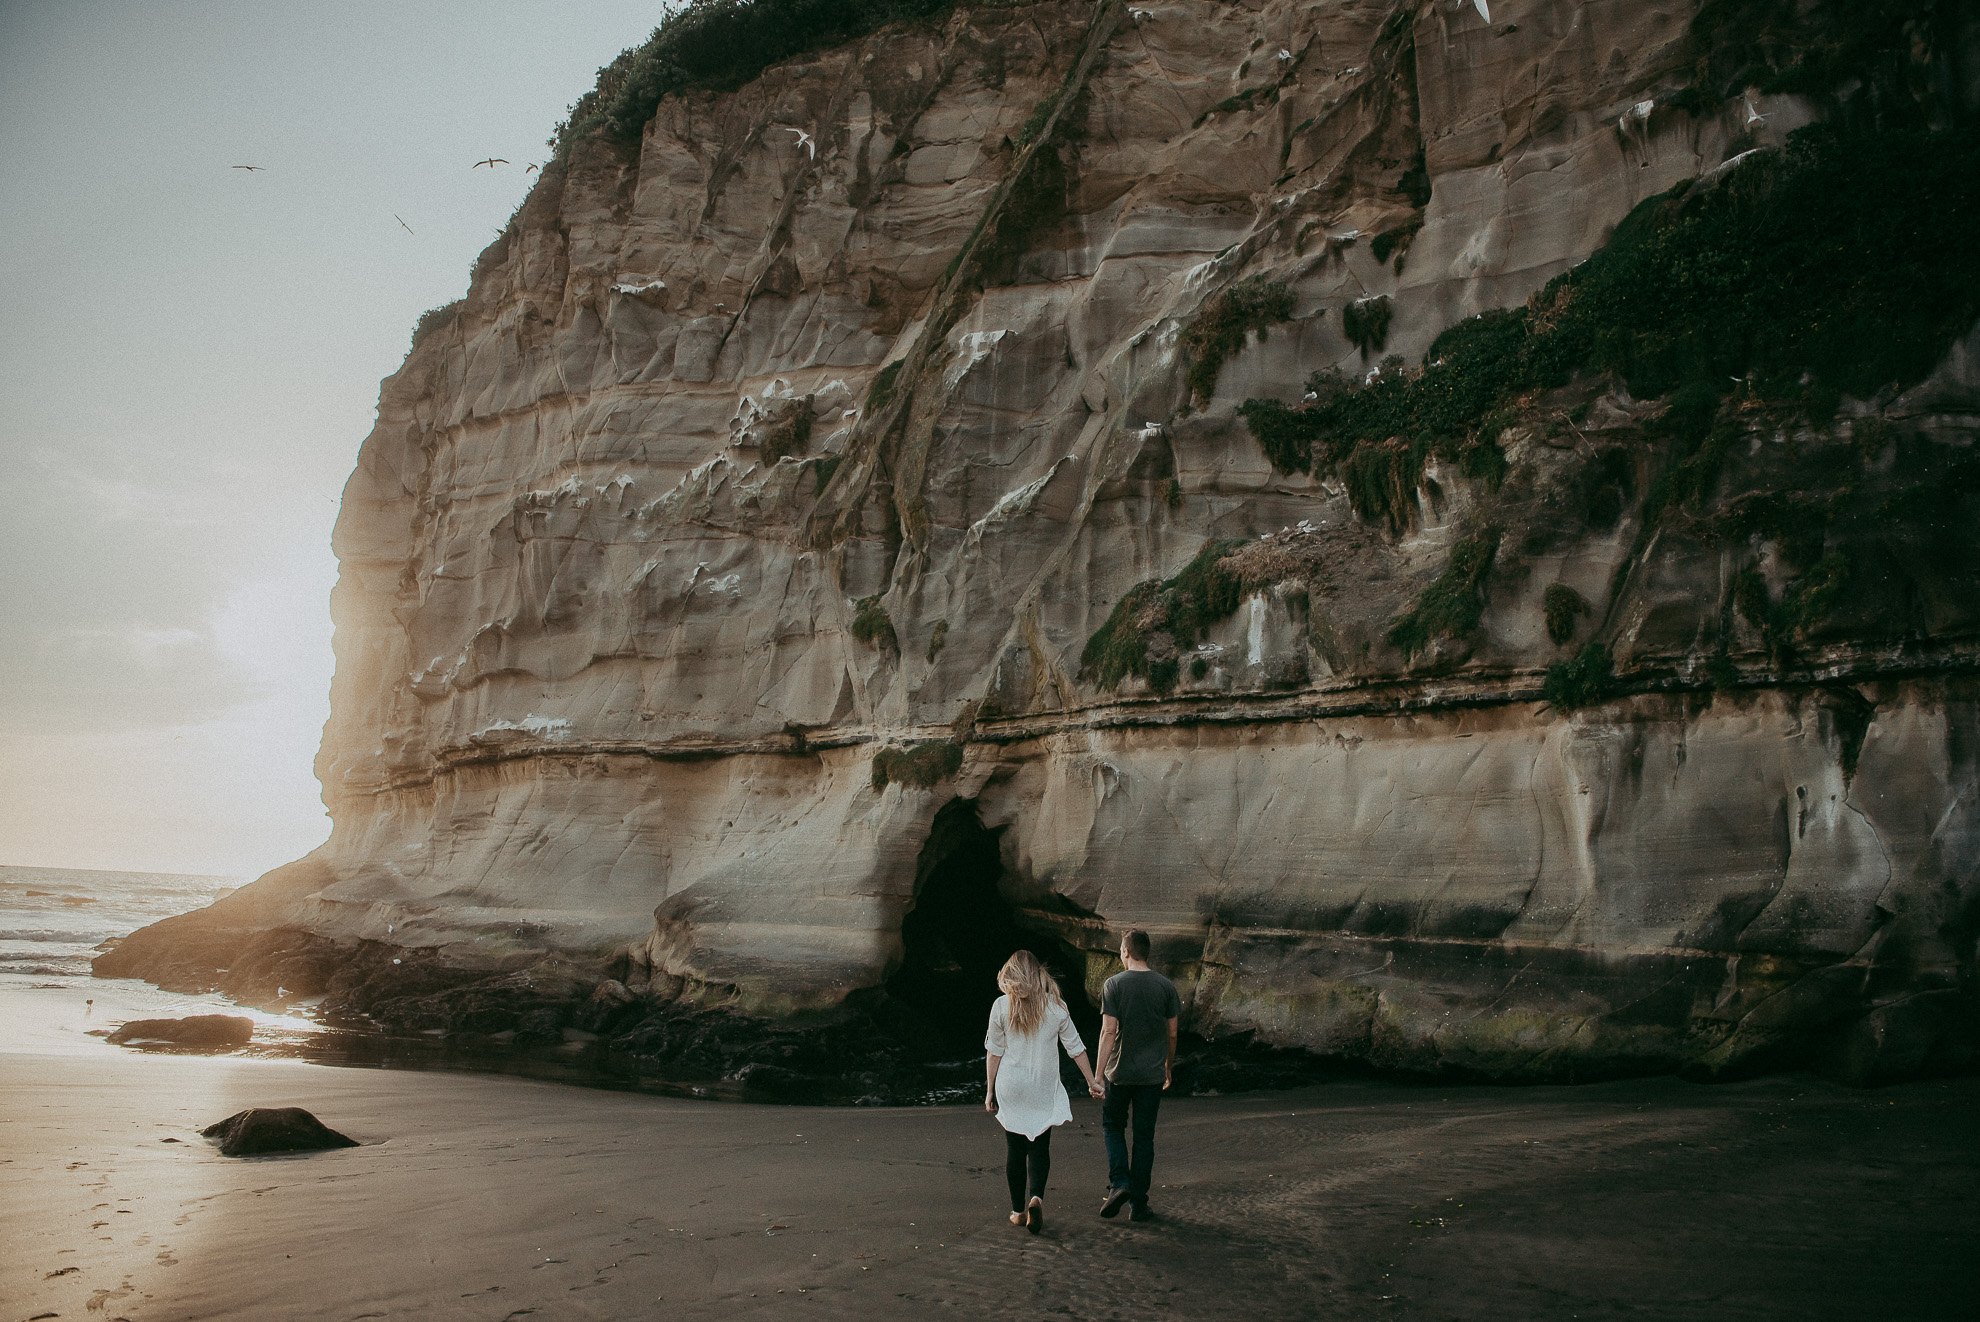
left=0, top=928, right=115, bottom=943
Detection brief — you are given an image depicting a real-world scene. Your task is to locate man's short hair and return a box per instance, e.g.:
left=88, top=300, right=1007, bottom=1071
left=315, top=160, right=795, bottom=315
left=1122, top=929, right=1152, bottom=961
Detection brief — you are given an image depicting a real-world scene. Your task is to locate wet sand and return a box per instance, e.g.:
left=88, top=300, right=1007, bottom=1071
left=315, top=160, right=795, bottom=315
left=5, top=1033, right=1977, bottom=1322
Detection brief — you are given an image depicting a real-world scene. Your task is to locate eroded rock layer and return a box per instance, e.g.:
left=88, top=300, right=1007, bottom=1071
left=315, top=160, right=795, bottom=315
left=101, top=0, right=1980, bottom=1086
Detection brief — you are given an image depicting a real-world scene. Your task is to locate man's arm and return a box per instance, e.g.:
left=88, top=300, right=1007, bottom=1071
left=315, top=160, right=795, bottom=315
left=1163, top=1016, right=1178, bottom=1090
left=1096, top=1013, right=1121, bottom=1091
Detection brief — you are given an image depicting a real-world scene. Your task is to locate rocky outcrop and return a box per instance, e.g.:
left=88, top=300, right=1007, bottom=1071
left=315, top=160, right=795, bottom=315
left=101, top=0, right=1980, bottom=1087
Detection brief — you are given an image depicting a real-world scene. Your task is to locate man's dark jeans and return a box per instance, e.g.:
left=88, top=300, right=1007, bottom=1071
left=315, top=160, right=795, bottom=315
left=1101, top=1082, right=1163, bottom=1206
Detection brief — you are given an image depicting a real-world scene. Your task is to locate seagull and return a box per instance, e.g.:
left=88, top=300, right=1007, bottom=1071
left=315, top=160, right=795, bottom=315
left=231, top=164, right=264, bottom=171
left=1742, top=90, right=1768, bottom=128
left=1128, top=7, right=1152, bottom=21
left=394, top=214, right=414, bottom=235
left=783, top=127, right=815, bottom=158
left=526, top=163, right=540, bottom=173
left=1466, top=0, right=1491, bottom=20
left=474, top=158, right=508, bottom=169
left=1277, top=49, right=1293, bottom=61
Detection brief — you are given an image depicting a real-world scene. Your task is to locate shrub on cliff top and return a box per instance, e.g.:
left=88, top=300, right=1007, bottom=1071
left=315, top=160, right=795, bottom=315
left=554, top=0, right=958, bottom=157
left=411, top=300, right=464, bottom=351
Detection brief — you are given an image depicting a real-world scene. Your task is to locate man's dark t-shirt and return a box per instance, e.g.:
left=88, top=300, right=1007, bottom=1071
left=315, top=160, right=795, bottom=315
left=1101, top=968, right=1181, bottom=1085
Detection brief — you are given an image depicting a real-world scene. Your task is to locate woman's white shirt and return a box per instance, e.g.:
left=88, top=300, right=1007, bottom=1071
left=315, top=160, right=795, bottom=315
left=984, top=994, right=1086, bottom=1140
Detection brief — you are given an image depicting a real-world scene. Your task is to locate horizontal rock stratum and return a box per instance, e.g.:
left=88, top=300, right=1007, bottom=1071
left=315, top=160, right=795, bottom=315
left=100, top=0, right=1980, bottom=1087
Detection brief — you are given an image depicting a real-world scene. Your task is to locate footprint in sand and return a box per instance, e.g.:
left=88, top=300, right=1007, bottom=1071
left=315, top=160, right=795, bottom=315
left=155, top=1249, right=179, bottom=1266
left=84, top=1279, right=133, bottom=1311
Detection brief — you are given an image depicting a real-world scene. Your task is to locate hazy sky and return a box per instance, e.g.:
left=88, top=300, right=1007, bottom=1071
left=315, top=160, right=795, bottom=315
left=0, top=1, right=665, bottom=877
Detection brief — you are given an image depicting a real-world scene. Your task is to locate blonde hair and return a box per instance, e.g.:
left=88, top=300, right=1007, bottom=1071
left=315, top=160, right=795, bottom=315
left=997, top=950, right=1063, bottom=1037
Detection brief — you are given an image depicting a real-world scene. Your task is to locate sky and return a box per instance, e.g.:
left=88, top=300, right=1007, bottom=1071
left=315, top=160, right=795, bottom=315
left=0, top=0, right=667, bottom=878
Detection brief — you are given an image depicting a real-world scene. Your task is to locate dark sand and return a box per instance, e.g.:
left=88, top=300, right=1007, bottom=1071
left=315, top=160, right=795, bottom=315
left=5, top=1029, right=1977, bottom=1322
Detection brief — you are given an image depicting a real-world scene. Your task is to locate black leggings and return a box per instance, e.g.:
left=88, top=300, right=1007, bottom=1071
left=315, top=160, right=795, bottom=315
left=1004, top=1129, right=1052, bottom=1213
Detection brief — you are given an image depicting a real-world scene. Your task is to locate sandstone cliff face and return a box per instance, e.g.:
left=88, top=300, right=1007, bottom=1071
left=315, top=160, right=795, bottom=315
left=103, top=0, right=1980, bottom=1085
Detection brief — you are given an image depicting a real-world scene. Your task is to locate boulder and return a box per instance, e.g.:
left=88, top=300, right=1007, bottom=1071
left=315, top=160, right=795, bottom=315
left=200, top=1107, right=359, bottom=1156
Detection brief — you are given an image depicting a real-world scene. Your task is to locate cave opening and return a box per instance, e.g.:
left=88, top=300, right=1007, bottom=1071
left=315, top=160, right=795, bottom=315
left=888, top=797, right=1100, bottom=1058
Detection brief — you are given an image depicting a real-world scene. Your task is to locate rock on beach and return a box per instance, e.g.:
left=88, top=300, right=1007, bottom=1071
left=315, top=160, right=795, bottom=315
left=200, top=1107, right=360, bottom=1156
left=107, top=1014, right=254, bottom=1050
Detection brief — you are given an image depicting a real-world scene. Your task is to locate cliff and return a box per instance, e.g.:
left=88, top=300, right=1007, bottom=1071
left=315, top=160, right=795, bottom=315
left=101, top=0, right=1980, bottom=1091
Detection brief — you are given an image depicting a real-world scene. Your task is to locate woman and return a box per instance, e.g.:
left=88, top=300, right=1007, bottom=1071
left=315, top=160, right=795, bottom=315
left=984, top=950, right=1103, bottom=1233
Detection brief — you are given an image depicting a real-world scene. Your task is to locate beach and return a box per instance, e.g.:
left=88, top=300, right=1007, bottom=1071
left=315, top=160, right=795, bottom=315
left=6, top=996, right=1977, bottom=1321
left=5, top=870, right=1979, bottom=1319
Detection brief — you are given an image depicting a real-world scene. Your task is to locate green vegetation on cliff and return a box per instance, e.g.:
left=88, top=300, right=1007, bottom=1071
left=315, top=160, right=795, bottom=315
left=1544, top=643, right=1618, bottom=710
left=851, top=595, right=897, bottom=649
left=410, top=300, right=464, bottom=350
left=871, top=739, right=965, bottom=790
left=1692, top=0, right=1948, bottom=106
left=1182, top=277, right=1297, bottom=402
left=1080, top=538, right=1245, bottom=692
left=1089, top=113, right=1978, bottom=692
left=553, top=0, right=958, bottom=156
left=760, top=396, right=815, bottom=464
left=1543, top=583, right=1588, bottom=646
left=1385, top=530, right=1500, bottom=661
left=1240, top=122, right=1980, bottom=478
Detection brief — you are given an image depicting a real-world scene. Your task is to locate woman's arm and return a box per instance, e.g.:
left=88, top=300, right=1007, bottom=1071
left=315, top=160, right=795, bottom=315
left=1069, top=1050, right=1103, bottom=1099
left=984, top=1052, right=1002, bottom=1113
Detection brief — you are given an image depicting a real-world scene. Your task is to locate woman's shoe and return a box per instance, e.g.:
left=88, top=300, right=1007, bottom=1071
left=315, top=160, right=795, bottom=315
left=1026, top=1196, right=1044, bottom=1234
left=1009, top=1211, right=1025, bottom=1228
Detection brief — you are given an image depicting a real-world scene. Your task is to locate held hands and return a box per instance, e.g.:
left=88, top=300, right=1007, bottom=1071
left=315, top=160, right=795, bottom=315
left=1087, top=1078, right=1105, bottom=1100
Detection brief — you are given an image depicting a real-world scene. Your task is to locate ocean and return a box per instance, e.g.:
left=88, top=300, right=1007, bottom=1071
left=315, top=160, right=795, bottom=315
left=0, top=864, right=319, bottom=1056
left=0, top=864, right=239, bottom=980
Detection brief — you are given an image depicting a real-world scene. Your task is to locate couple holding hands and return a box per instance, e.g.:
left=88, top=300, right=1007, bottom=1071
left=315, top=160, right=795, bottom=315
left=982, top=930, right=1181, bottom=1233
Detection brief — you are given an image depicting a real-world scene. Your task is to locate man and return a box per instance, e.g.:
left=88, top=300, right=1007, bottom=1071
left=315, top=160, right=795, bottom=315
left=1094, top=928, right=1180, bottom=1222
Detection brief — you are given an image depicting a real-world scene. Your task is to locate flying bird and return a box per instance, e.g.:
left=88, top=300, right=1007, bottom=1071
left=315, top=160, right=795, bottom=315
left=526, top=163, right=540, bottom=173
left=231, top=164, right=264, bottom=171
left=394, top=214, right=415, bottom=235
left=783, top=127, right=815, bottom=158
left=473, top=158, right=508, bottom=169
left=1742, top=90, right=1768, bottom=128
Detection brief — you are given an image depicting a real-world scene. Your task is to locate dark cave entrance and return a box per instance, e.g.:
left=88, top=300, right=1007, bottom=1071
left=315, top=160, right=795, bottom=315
left=888, top=797, right=1100, bottom=1058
